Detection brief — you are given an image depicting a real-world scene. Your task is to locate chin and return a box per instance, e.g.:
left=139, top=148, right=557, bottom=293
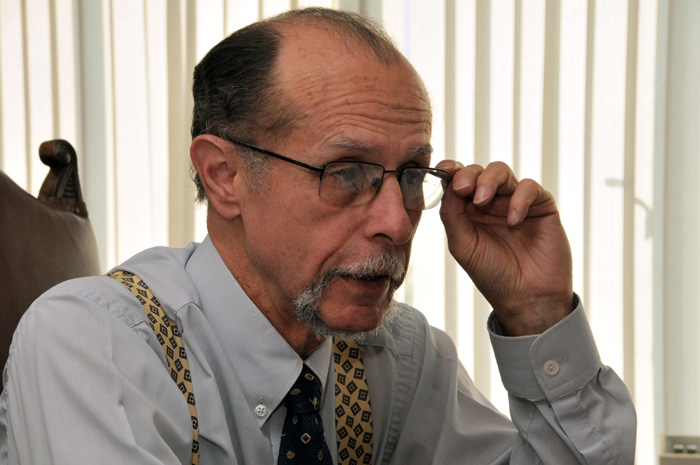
left=296, top=299, right=401, bottom=342
left=326, top=316, right=383, bottom=336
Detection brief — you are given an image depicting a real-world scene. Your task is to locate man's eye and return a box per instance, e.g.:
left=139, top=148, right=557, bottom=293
left=326, top=164, right=369, bottom=193
left=403, top=169, right=426, bottom=186
left=333, top=166, right=361, bottom=182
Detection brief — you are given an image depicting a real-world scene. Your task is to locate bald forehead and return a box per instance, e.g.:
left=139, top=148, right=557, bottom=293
left=273, top=22, right=431, bottom=117
left=272, top=13, right=403, bottom=65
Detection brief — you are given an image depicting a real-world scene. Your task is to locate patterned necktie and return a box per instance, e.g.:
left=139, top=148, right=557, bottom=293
left=278, top=365, right=333, bottom=465
left=334, top=338, right=373, bottom=465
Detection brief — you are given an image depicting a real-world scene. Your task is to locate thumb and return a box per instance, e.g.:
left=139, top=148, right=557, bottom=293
left=439, top=183, right=478, bottom=262
left=436, top=160, right=477, bottom=253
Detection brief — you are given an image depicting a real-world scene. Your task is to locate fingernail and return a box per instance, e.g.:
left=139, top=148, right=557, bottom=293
left=473, top=186, right=488, bottom=204
left=507, top=210, right=519, bottom=225
left=438, top=160, right=458, bottom=170
left=452, top=178, right=470, bottom=191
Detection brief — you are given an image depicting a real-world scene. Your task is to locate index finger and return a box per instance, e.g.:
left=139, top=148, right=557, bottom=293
left=435, top=160, right=482, bottom=198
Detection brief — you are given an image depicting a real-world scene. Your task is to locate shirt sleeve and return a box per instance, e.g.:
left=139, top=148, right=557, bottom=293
left=0, top=280, right=193, bottom=465
left=488, top=297, right=637, bottom=463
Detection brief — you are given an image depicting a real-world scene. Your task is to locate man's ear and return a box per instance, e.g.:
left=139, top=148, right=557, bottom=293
left=190, top=135, right=243, bottom=219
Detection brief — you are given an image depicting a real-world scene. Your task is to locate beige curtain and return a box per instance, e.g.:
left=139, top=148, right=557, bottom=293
left=2, top=0, right=699, bottom=462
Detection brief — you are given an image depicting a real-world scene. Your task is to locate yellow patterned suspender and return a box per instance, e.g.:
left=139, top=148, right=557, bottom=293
left=108, top=270, right=200, bottom=465
left=108, top=270, right=374, bottom=465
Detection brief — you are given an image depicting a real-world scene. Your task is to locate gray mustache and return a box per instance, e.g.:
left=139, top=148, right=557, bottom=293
left=322, top=251, right=406, bottom=287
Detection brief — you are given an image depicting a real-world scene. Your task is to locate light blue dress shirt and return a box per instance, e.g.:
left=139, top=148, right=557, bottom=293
left=0, top=236, right=636, bottom=464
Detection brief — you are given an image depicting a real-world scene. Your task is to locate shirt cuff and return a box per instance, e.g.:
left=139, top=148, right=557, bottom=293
left=488, top=296, right=603, bottom=402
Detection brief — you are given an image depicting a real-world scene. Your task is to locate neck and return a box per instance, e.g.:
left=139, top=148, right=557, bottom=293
left=287, top=333, right=326, bottom=360
left=208, top=220, right=325, bottom=359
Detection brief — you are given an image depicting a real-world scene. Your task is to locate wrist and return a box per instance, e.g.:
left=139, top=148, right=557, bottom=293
left=493, top=292, right=575, bottom=336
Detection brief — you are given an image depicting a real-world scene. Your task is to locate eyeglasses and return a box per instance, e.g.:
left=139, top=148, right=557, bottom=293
left=224, top=137, right=452, bottom=211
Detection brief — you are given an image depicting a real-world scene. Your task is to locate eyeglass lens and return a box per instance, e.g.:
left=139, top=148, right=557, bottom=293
left=319, top=162, right=447, bottom=210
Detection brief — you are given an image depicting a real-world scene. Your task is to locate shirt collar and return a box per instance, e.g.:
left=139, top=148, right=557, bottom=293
left=185, top=235, right=332, bottom=428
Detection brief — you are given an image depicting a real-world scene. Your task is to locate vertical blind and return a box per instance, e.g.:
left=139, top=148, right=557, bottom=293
left=2, top=0, right=699, bottom=463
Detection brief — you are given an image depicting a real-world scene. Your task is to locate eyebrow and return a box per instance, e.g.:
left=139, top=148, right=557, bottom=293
left=327, top=139, right=434, bottom=162
left=408, top=144, right=434, bottom=160
left=327, top=139, right=380, bottom=156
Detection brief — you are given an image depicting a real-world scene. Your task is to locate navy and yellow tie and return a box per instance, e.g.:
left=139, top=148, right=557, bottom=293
left=278, top=365, right=333, bottom=464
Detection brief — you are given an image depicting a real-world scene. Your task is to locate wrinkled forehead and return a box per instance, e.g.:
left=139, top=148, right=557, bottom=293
left=273, top=23, right=432, bottom=128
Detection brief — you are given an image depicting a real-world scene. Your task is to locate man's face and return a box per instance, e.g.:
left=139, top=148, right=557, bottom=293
left=234, top=27, right=432, bottom=339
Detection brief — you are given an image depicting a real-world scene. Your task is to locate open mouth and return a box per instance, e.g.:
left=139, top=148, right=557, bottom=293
left=339, top=274, right=391, bottom=292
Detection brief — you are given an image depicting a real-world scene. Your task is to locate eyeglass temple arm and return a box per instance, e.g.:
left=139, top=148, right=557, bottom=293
left=226, top=138, right=324, bottom=174
left=227, top=137, right=453, bottom=183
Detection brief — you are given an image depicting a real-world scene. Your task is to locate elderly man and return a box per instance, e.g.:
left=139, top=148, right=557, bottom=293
left=0, top=7, right=635, bottom=464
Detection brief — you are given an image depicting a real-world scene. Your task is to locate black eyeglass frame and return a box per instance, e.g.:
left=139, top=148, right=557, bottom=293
left=223, top=137, right=452, bottom=210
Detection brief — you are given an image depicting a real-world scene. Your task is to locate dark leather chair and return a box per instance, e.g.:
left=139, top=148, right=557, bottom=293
left=0, top=140, right=101, bottom=388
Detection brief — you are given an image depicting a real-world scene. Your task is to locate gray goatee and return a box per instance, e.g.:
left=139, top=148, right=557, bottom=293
left=292, top=250, right=406, bottom=341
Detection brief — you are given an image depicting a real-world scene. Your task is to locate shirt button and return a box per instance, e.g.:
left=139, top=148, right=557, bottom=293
left=544, top=360, right=560, bottom=376
left=255, top=404, right=267, bottom=417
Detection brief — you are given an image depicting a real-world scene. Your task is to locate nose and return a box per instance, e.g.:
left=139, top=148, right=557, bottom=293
left=365, top=175, right=418, bottom=245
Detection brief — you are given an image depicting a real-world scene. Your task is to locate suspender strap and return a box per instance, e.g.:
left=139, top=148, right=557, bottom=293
left=108, top=270, right=200, bottom=465
left=108, top=270, right=374, bottom=464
